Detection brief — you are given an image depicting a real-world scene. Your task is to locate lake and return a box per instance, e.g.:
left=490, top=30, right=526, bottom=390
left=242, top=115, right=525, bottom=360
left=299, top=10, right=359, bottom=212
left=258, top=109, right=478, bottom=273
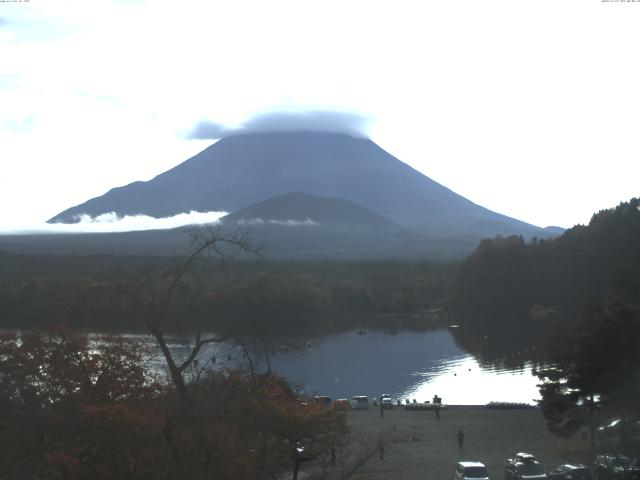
left=136, top=327, right=541, bottom=405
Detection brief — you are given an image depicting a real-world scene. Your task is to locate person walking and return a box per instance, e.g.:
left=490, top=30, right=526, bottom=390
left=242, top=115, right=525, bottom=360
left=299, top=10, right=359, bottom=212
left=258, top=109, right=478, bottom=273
left=457, top=430, right=465, bottom=451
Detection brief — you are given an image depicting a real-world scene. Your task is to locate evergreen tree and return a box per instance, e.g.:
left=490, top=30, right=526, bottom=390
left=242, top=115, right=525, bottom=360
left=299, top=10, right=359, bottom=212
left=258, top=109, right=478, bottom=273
left=536, top=298, right=640, bottom=451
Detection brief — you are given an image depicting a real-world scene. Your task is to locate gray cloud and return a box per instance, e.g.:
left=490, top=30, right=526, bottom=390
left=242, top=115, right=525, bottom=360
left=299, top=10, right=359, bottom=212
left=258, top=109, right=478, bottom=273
left=188, top=120, right=233, bottom=140
left=188, top=110, right=370, bottom=140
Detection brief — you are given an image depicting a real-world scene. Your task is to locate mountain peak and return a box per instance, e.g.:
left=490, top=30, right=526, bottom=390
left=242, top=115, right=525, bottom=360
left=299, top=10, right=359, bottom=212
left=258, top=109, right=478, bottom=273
left=48, top=130, right=553, bottom=240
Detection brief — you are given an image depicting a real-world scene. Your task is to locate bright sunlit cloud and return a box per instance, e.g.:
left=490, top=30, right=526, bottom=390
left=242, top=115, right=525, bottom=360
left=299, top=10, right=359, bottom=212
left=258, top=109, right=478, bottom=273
left=0, top=211, right=226, bottom=234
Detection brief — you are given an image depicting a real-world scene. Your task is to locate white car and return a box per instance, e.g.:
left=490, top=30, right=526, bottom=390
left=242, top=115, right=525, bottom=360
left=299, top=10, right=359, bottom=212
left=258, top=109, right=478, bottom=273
left=381, top=397, right=394, bottom=409
left=456, top=461, right=490, bottom=480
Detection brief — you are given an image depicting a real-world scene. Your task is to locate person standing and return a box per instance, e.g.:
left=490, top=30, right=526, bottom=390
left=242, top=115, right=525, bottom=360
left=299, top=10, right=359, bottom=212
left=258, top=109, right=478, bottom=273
left=378, top=438, right=385, bottom=462
left=435, top=404, right=441, bottom=421
left=457, top=430, right=465, bottom=451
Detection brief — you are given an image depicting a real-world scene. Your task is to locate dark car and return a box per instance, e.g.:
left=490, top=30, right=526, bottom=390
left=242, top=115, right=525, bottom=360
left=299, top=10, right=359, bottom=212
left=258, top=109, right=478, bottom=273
left=506, top=453, right=547, bottom=480
left=313, top=395, right=332, bottom=407
left=548, top=464, right=593, bottom=480
left=593, top=455, right=640, bottom=480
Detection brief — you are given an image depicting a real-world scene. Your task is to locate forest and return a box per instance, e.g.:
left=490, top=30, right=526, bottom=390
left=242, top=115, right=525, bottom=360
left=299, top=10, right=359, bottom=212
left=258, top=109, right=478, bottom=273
left=0, top=241, right=453, bottom=333
left=452, top=198, right=640, bottom=317
left=2, top=198, right=639, bottom=336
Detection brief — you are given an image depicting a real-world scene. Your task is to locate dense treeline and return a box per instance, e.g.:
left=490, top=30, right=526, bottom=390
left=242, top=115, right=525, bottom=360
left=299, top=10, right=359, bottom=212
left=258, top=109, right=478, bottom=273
left=0, top=252, right=454, bottom=332
left=452, top=198, right=640, bottom=316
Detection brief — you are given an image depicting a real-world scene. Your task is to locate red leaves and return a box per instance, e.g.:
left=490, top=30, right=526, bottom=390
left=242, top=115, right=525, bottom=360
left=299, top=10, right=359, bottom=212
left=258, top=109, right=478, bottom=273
left=0, top=329, right=166, bottom=479
left=1, top=331, right=349, bottom=479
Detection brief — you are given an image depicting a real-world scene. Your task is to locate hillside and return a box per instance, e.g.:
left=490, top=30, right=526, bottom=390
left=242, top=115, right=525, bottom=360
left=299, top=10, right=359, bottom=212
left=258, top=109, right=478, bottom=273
left=220, top=192, right=401, bottom=228
left=452, top=197, right=640, bottom=313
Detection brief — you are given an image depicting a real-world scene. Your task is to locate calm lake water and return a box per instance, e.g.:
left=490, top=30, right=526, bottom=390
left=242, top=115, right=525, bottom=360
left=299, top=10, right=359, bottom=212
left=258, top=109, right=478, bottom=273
left=133, top=328, right=541, bottom=405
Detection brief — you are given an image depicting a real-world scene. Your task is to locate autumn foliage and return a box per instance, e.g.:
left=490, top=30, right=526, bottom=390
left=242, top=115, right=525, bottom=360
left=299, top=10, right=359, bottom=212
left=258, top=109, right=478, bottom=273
left=0, top=330, right=348, bottom=480
left=0, top=329, right=164, bottom=479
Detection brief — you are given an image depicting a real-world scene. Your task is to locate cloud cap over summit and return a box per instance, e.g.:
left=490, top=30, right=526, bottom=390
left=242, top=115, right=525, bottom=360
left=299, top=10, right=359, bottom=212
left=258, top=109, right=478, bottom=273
left=188, top=110, right=370, bottom=140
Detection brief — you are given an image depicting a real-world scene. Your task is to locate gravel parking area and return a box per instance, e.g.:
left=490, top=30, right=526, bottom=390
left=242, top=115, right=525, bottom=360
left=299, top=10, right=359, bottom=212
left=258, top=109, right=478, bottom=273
left=309, top=405, right=592, bottom=480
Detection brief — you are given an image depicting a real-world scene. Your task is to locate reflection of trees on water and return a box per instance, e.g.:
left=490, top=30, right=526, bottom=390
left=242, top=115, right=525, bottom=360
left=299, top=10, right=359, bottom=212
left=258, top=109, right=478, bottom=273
left=448, top=312, right=549, bottom=371
left=307, top=310, right=549, bottom=372
left=136, top=312, right=456, bottom=380
left=135, top=310, right=551, bottom=383
left=236, top=310, right=447, bottom=343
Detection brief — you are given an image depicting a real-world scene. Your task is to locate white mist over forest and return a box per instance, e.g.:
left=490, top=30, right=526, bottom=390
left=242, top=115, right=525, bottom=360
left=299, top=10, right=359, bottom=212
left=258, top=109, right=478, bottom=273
left=0, top=210, right=227, bottom=234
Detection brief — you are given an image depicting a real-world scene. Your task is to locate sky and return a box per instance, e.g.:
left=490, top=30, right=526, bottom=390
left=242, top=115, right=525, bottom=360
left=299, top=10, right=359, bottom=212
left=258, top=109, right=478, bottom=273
left=1, top=0, right=639, bottom=233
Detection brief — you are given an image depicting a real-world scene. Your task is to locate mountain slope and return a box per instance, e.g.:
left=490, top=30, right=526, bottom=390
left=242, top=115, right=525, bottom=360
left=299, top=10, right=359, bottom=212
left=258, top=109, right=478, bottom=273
left=49, top=131, right=551, bottom=239
left=221, top=192, right=402, bottom=229
left=3, top=192, right=477, bottom=259
left=217, top=192, right=477, bottom=259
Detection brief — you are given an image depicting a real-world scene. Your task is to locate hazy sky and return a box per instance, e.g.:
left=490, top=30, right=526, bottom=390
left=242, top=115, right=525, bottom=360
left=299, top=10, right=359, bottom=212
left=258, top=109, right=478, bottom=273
left=1, top=0, right=639, bottom=232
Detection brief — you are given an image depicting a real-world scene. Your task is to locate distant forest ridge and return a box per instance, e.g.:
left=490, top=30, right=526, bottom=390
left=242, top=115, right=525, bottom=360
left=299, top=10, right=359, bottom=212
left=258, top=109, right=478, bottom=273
left=1, top=198, right=637, bottom=332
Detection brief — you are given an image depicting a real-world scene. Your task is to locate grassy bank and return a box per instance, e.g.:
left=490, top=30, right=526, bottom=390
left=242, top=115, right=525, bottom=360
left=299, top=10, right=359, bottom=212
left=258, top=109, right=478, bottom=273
left=302, top=406, right=591, bottom=480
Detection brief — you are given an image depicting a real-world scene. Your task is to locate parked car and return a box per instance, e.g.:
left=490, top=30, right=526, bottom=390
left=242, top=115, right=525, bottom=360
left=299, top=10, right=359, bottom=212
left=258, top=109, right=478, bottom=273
left=548, top=464, right=593, bottom=480
left=505, top=452, right=547, bottom=480
left=456, top=461, right=490, bottom=480
left=381, top=397, right=394, bottom=409
left=351, top=395, right=369, bottom=410
left=593, top=455, right=640, bottom=480
left=313, top=395, right=332, bottom=407
left=515, top=453, right=538, bottom=463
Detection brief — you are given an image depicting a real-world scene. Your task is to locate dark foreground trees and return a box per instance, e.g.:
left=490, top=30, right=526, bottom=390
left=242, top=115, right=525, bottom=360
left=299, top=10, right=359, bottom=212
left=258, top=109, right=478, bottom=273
left=536, top=298, right=640, bottom=451
left=0, top=329, right=349, bottom=480
left=0, top=329, right=164, bottom=479
left=1, top=226, right=350, bottom=480
left=0, top=227, right=359, bottom=480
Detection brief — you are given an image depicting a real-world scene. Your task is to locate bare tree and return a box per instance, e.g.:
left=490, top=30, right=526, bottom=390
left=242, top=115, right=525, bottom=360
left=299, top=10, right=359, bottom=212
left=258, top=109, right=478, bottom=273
left=104, top=224, right=264, bottom=401
left=95, top=225, right=266, bottom=479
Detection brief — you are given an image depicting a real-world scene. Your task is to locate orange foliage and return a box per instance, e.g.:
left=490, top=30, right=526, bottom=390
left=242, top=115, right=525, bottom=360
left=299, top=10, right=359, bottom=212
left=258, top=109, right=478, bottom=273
left=0, top=330, right=349, bottom=480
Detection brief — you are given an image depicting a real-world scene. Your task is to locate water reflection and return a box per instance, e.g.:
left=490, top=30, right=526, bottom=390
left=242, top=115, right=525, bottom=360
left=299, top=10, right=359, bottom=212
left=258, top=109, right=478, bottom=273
left=125, top=328, right=542, bottom=405
left=3, top=315, right=544, bottom=406
left=403, top=356, right=539, bottom=405
left=448, top=312, right=548, bottom=371
left=261, top=330, right=540, bottom=405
